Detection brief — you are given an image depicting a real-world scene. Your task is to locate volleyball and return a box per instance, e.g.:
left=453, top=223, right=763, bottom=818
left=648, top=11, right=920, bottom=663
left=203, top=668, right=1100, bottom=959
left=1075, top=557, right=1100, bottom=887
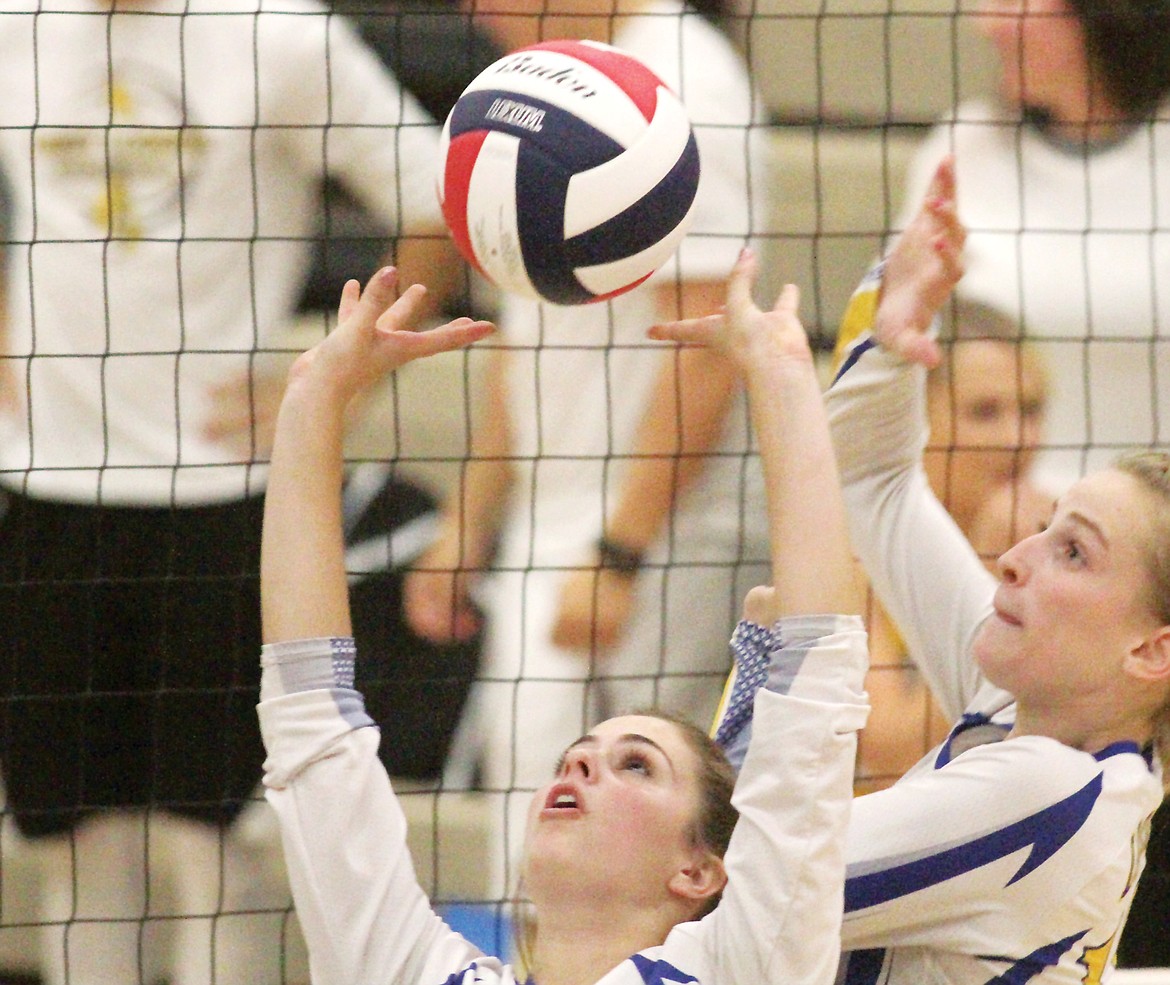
left=437, top=39, right=701, bottom=306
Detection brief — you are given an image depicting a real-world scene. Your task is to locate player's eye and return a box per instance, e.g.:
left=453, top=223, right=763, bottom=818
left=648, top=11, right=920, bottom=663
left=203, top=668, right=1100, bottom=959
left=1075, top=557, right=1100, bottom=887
left=620, top=751, right=652, bottom=776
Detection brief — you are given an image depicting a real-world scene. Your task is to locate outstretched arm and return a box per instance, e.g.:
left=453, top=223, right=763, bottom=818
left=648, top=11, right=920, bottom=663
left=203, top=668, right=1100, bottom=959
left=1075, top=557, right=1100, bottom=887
left=258, top=268, right=493, bottom=985
left=828, top=157, right=995, bottom=718
left=652, top=253, right=869, bottom=985
left=262, top=265, right=493, bottom=644
left=649, top=250, right=857, bottom=621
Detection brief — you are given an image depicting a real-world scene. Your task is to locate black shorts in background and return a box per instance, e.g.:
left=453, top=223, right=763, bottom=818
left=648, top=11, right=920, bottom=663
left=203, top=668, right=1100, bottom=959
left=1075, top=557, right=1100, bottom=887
left=0, top=492, right=265, bottom=838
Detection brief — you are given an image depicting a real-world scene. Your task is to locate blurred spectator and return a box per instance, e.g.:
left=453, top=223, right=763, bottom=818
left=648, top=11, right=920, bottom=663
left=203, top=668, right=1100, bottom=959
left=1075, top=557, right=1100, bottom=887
left=899, top=0, right=1170, bottom=490
left=0, top=2, right=450, bottom=984
left=298, top=0, right=506, bottom=318
left=925, top=300, right=1053, bottom=562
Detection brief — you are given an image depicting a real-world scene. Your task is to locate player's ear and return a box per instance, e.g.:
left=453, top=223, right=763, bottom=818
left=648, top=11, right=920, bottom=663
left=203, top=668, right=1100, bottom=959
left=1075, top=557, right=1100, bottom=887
left=1125, top=623, right=1170, bottom=684
left=668, top=849, right=726, bottom=905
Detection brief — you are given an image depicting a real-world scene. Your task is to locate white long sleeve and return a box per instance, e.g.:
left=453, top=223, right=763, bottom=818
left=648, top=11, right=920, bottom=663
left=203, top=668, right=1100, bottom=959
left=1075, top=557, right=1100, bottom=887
left=826, top=279, right=1163, bottom=984
left=259, top=618, right=870, bottom=985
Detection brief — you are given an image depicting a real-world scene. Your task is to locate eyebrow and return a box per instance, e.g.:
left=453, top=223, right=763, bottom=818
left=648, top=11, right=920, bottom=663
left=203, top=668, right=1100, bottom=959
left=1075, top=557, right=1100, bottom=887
left=1065, top=509, right=1108, bottom=549
left=559, top=732, right=678, bottom=779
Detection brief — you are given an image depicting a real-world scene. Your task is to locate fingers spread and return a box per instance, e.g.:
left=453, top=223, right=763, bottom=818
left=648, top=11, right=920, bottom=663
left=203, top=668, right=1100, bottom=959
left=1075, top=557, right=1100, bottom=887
left=726, top=247, right=759, bottom=314
left=387, top=319, right=495, bottom=361
left=774, top=282, right=800, bottom=316
left=648, top=313, right=725, bottom=345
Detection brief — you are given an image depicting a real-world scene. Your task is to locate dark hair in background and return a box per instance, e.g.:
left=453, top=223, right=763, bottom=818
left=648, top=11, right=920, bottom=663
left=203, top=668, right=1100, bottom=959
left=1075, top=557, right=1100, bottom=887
left=298, top=2, right=507, bottom=316
left=683, top=0, right=735, bottom=26
left=1065, top=0, right=1170, bottom=118
left=329, top=0, right=736, bottom=65
left=329, top=0, right=507, bottom=122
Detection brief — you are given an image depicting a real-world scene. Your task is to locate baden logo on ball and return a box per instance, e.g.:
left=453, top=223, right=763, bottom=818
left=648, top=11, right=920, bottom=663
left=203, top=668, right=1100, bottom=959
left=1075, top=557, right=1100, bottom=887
left=438, top=39, right=701, bottom=306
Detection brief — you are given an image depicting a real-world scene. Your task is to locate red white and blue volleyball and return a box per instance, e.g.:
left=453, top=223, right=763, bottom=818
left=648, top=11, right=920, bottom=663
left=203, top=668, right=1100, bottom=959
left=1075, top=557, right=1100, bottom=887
left=437, top=40, right=701, bottom=306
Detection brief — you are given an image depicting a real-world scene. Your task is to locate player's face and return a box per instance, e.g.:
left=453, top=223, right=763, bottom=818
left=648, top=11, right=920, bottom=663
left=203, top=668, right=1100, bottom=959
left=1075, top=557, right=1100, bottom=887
left=927, top=340, right=1047, bottom=502
left=977, top=0, right=1113, bottom=124
left=522, top=715, right=706, bottom=908
left=973, top=469, right=1165, bottom=705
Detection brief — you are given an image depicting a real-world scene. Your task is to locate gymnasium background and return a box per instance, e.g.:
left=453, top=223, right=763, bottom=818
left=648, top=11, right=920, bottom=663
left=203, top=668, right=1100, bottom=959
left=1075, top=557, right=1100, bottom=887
left=0, top=2, right=1165, bottom=983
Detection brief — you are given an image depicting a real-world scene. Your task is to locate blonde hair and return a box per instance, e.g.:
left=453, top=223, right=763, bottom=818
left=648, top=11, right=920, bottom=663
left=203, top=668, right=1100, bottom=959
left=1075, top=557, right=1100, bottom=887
left=1115, top=450, right=1170, bottom=784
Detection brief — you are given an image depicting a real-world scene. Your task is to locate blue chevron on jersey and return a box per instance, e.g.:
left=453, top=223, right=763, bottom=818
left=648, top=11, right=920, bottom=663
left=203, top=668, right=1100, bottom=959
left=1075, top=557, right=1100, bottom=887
left=441, top=963, right=489, bottom=984
left=1092, top=740, right=1147, bottom=765
left=628, top=954, right=699, bottom=983
left=832, top=334, right=878, bottom=387
left=841, top=946, right=886, bottom=985
left=980, top=929, right=1087, bottom=984
left=830, top=256, right=885, bottom=383
left=934, top=713, right=1012, bottom=768
left=845, top=772, right=1103, bottom=911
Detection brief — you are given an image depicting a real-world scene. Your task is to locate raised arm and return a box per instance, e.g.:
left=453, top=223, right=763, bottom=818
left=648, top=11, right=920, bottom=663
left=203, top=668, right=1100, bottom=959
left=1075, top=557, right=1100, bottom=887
left=261, top=268, right=492, bottom=644
left=827, top=157, right=997, bottom=718
left=258, top=270, right=493, bottom=985
left=649, top=251, right=857, bottom=620
left=651, top=251, right=869, bottom=985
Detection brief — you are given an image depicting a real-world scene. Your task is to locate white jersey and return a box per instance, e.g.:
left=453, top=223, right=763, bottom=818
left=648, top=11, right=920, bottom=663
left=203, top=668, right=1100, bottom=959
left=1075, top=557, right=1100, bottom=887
left=820, top=269, right=1164, bottom=985
left=474, top=0, right=774, bottom=798
left=0, top=0, right=441, bottom=506
left=496, top=0, right=769, bottom=549
left=258, top=617, right=869, bottom=985
left=899, top=101, right=1170, bottom=491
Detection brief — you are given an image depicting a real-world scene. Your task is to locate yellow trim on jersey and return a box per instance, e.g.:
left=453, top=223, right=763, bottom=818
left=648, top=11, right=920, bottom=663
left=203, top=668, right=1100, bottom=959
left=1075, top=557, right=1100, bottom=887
left=710, top=663, right=738, bottom=738
left=834, top=281, right=880, bottom=369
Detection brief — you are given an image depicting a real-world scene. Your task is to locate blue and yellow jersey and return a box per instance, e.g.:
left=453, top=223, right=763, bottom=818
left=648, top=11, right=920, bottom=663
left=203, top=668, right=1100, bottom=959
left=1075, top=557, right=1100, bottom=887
left=711, top=258, right=1162, bottom=985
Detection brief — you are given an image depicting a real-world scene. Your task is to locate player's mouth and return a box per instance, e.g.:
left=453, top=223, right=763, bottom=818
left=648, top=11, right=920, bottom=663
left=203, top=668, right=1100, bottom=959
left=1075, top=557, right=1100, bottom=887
left=992, top=591, right=1022, bottom=627
left=542, top=783, right=583, bottom=816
